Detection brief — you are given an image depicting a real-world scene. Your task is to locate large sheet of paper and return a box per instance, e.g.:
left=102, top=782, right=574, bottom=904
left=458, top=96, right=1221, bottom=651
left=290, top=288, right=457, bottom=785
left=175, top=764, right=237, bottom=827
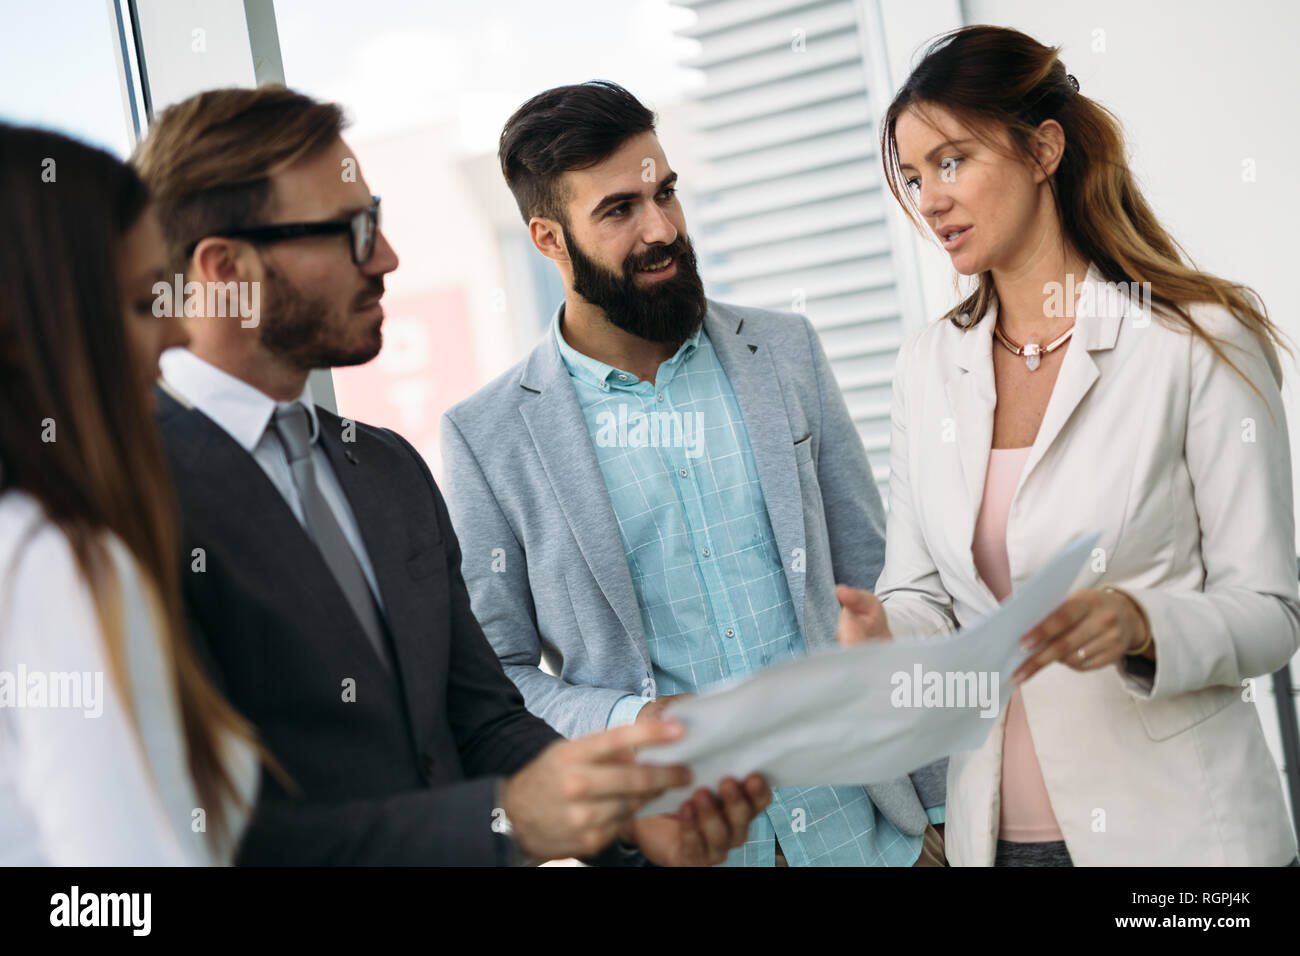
left=637, top=532, right=1100, bottom=816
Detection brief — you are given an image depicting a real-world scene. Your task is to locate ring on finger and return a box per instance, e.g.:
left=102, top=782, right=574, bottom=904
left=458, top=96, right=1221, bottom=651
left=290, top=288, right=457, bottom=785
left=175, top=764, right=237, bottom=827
left=1075, top=636, right=1110, bottom=669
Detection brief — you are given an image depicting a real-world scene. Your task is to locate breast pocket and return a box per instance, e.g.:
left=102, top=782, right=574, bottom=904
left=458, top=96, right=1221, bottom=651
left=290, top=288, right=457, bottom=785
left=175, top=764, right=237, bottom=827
left=562, top=564, right=627, bottom=663
left=406, top=546, right=450, bottom=619
left=407, top=546, right=446, bottom=582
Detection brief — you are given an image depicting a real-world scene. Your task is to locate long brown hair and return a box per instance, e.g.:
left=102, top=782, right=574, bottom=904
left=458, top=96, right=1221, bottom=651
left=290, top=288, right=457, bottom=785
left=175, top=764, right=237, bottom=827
left=880, top=25, right=1289, bottom=387
left=0, top=124, right=257, bottom=850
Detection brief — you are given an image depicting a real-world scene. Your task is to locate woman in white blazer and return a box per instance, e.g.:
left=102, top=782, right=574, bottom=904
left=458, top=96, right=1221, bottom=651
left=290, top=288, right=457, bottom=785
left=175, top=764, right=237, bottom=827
left=0, top=125, right=260, bottom=864
left=835, top=26, right=1300, bottom=866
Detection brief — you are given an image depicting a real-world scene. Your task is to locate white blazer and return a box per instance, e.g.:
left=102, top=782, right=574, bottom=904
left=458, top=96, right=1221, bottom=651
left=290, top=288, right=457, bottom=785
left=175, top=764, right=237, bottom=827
left=876, top=263, right=1300, bottom=866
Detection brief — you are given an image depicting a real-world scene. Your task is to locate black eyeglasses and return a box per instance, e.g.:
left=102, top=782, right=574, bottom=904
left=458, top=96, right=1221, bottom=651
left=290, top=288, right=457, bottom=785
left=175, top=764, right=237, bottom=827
left=186, top=195, right=382, bottom=265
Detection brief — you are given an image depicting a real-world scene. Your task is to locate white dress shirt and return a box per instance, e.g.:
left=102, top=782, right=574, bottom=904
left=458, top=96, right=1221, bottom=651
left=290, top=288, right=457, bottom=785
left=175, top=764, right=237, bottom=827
left=158, top=347, right=384, bottom=608
left=0, top=489, right=258, bottom=865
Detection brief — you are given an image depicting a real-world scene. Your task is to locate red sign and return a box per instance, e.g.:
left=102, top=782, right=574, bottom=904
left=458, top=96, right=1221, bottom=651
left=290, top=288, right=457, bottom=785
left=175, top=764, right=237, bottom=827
left=331, top=286, right=478, bottom=480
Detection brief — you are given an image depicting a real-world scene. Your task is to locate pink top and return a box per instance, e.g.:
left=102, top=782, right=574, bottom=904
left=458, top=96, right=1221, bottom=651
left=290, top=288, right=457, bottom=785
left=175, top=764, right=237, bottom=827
left=971, top=446, right=1064, bottom=843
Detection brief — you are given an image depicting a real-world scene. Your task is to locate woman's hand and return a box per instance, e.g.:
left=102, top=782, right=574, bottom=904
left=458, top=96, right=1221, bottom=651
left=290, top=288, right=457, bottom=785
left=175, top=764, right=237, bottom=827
left=1013, top=588, right=1151, bottom=684
left=834, top=585, right=892, bottom=645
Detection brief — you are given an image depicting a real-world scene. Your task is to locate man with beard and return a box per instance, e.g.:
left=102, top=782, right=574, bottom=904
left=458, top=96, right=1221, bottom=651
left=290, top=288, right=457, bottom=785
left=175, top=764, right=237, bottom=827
left=441, top=81, right=948, bottom=866
left=132, top=85, right=771, bottom=866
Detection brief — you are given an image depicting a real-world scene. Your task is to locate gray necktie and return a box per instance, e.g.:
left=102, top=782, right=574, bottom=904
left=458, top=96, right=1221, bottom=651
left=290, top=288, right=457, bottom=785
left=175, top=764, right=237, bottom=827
left=272, top=402, right=392, bottom=672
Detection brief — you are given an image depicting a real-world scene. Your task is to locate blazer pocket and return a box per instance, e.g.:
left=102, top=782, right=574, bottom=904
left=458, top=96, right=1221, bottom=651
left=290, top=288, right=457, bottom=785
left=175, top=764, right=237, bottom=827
left=793, top=432, right=813, bottom=466
left=1131, top=684, right=1238, bottom=741
left=406, top=546, right=447, bottom=583
left=561, top=565, right=617, bottom=659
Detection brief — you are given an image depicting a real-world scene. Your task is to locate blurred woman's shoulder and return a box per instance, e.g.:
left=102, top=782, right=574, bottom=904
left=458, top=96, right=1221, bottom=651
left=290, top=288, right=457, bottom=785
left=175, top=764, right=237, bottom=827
left=0, top=489, right=81, bottom=599
left=0, top=485, right=254, bottom=864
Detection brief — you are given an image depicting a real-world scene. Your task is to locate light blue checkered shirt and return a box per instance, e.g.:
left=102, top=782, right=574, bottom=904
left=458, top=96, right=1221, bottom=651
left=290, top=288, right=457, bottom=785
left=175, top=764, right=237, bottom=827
left=553, top=310, right=923, bottom=866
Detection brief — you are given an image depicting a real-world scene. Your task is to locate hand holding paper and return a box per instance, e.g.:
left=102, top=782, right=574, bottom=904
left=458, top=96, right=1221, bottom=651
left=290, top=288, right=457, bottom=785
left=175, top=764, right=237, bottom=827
left=636, top=532, right=1100, bottom=816
left=834, top=584, right=893, bottom=640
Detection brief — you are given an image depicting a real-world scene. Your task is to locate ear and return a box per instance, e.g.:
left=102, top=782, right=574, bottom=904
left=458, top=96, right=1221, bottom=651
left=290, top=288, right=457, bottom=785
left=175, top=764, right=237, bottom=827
left=529, top=216, right=569, bottom=264
left=191, top=237, right=260, bottom=286
left=1031, top=119, right=1067, bottom=182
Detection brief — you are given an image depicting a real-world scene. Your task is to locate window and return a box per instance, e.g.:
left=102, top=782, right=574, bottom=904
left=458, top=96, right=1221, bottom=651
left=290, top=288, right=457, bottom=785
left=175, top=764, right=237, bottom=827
left=273, top=0, right=697, bottom=475
left=0, top=0, right=142, bottom=157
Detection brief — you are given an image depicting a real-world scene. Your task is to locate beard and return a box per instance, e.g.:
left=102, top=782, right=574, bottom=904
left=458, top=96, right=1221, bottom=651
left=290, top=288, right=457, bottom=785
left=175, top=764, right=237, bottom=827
left=257, top=259, right=384, bottom=370
left=563, top=225, right=707, bottom=348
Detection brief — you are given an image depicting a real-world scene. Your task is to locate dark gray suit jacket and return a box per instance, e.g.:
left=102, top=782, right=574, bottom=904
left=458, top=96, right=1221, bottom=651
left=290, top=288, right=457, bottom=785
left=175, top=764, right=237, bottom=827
left=155, top=386, right=567, bottom=865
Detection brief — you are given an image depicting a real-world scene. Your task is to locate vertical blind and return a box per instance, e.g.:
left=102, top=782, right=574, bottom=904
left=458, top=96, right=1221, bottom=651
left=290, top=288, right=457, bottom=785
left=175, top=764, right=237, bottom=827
left=676, top=0, right=905, bottom=504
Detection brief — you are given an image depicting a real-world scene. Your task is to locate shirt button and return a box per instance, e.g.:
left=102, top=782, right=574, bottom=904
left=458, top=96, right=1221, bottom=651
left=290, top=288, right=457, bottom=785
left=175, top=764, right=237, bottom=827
left=702, top=548, right=710, bottom=557
left=679, top=468, right=687, bottom=477
left=724, top=628, right=735, bottom=638
left=656, top=393, right=664, bottom=402
left=618, top=373, right=628, bottom=381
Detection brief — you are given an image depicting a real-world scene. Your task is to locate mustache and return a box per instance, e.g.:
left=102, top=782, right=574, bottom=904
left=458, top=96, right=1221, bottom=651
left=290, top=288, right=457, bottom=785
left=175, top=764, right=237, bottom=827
left=623, top=236, right=690, bottom=275
left=352, top=279, right=385, bottom=310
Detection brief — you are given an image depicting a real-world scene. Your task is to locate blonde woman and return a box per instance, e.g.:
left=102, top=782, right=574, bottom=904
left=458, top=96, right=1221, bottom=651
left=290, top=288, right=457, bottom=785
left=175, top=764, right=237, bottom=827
left=835, top=26, right=1300, bottom=866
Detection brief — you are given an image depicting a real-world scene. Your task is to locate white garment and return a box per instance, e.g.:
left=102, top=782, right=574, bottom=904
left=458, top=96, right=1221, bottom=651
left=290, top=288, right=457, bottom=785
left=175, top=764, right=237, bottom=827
left=158, top=347, right=384, bottom=607
left=877, top=263, right=1300, bottom=865
left=0, top=490, right=258, bottom=865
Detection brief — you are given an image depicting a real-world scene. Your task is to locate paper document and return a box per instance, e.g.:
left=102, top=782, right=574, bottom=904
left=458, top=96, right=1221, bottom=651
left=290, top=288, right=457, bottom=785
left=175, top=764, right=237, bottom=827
left=637, top=532, right=1100, bottom=817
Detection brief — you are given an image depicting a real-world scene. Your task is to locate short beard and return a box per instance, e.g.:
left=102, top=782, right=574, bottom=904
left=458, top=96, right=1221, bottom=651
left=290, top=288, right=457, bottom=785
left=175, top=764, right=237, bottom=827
left=257, top=259, right=383, bottom=370
left=563, top=225, right=707, bottom=349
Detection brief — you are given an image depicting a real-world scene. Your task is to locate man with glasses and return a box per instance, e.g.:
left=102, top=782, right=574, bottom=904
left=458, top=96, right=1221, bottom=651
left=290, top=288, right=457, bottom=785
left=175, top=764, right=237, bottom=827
left=186, top=195, right=382, bottom=265
left=133, top=85, right=770, bottom=866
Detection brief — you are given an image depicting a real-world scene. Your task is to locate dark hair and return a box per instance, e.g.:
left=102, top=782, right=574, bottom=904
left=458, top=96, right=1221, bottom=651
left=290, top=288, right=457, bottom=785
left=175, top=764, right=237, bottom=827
left=132, top=85, right=346, bottom=275
left=498, top=79, right=656, bottom=224
left=0, top=123, right=257, bottom=849
left=880, top=25, right=1288, bottom=389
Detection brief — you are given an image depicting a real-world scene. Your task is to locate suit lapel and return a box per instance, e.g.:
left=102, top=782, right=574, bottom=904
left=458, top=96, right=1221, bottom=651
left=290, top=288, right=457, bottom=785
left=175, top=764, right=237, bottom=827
left=517, top=335, right=649, bottom=662
left=1019, top=265, right=1123, bottom=485
left=945, top=264, right=1124, bottom=551
left=946, top=307, right=998, bottom=555
left=155, top=391, right=388, bottom=667
left=316, top=415, right=434, bottom=744
left=706, top=307, right=808, bottom=636
left=158, top=390, right=321, bottom=564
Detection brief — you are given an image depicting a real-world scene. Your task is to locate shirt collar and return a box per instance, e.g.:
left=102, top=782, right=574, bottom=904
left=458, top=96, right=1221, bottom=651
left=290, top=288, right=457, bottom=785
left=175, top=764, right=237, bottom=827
left=550, top=300, right=703, bottom=390
left=158, top=347, right=319, bottom=452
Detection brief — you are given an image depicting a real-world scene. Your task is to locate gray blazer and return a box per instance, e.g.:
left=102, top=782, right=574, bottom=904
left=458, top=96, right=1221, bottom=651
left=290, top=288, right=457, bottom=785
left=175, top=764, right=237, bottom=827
left=441, top=298, right=943, bottom=836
